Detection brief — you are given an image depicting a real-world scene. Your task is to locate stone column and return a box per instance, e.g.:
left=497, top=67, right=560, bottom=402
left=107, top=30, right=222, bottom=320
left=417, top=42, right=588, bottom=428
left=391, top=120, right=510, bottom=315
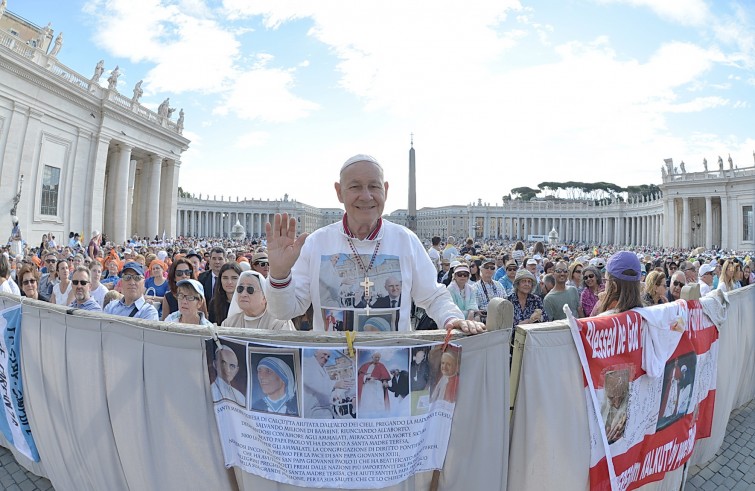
left=159, top=160, right=180, bottom=239
left=146, top=155, right=162, bottom=238
left=126, top=159, right=137, bottom=240
left=705, top=196, right=713, bottom=249
left=682, top=197, right=690, bottom=249
left=112, top=144, right=132, bottom=244
left=87, top=136, right=111, bottom=236
left=720, top=196, right=729, bottom=249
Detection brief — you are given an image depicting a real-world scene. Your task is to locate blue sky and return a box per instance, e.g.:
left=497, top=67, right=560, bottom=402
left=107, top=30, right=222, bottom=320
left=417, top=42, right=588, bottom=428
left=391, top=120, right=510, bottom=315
left=10, top=0, right=755, bottom=211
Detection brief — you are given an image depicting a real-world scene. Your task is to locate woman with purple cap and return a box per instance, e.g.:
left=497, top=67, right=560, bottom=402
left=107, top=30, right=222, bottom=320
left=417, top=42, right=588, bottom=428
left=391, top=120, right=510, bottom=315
left=593, top=251, right=644, bottom=316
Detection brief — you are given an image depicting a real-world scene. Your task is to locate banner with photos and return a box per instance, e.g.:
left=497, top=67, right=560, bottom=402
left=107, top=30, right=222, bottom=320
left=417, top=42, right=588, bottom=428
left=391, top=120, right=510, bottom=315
left=0, top=305, right=39, bottom=462
left=206, top=337, right=461, bottom=488
left=567, top=300, right=717, bottom=491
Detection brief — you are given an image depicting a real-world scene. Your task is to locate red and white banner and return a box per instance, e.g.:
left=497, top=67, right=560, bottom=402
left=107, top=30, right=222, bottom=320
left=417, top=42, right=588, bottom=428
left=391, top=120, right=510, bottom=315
left=567, top=300, right=718, bottom=491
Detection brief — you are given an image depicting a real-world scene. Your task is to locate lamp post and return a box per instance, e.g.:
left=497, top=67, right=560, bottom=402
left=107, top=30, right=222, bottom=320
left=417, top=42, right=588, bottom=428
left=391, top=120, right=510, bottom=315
left=10, top=174, right=23, bottom=217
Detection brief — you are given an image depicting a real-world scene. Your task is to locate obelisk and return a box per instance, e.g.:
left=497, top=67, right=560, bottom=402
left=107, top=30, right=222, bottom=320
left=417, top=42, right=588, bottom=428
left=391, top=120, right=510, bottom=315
left=408, top=134, right=417, bottom=233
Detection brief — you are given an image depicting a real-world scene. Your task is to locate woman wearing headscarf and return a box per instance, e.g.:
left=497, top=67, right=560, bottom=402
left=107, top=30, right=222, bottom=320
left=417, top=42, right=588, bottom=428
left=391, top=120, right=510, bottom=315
left=252, top=357, right=298, bottom=415
left=222, top=271, right=295, bottom=330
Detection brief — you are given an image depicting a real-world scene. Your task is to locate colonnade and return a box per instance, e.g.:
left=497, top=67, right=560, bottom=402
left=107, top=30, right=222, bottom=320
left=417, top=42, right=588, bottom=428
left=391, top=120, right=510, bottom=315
left=470, top=214, right=665, bottom=246
left=103, top=143, right=180, bottom=244
left=176, top=210, right=275, bottom=238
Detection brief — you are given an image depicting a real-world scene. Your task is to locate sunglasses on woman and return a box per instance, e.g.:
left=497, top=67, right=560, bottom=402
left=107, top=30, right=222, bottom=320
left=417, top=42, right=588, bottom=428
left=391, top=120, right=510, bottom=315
left=583, top=274, right=595, bottom=279
left=236, top=285, right=255, bottom=294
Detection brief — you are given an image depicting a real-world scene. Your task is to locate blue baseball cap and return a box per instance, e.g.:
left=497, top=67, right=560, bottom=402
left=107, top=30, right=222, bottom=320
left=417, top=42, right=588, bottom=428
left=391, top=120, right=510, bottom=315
left=121, top=261, right=145, bottom=276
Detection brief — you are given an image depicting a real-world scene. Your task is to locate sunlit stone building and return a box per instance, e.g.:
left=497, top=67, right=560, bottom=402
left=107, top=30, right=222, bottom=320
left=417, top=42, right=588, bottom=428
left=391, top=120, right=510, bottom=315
left=0, top=8, right=189, bottom=245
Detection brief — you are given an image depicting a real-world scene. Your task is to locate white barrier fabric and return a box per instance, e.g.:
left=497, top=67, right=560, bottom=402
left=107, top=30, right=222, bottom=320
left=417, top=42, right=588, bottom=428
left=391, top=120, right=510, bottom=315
left=509, top=285, right=755, bottom=491
left=15, top=298, right=235, bottom=491
left=690, top=285, right=755, bottom=465
left=0, top=294, right=509, bottom=491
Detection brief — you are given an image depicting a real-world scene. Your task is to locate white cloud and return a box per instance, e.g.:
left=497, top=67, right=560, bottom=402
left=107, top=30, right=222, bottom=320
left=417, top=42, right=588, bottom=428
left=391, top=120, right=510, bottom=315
left=84, top=0, right=240, bottom=93
left=595, top=0, right=710, bottom=26
left=664, top=96, right=728, bottom=112
left=235, top=131, right=270, bottom=149
left=214, top=67, right=319, bottom=122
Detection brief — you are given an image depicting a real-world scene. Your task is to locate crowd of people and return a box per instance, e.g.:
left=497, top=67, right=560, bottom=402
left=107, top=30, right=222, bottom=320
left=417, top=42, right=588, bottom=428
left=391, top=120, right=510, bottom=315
left=3, top=229, right=750, bottom=334
left=1, top=152, right=752, bottom=336
left=427, top=235, right=753, bottom=328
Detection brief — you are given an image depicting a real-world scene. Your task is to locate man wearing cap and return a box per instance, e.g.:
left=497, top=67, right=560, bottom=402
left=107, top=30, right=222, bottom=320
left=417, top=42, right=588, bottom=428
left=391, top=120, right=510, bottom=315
left=265, top=154, right=484, bottom=334
left=251, top=252, right=269, bottom=278
left=69, top=267, right=101, bottom=311
left=698, top=263, right=715, bottom=296
left=104, top=261, right=159, bottom=320
left=199, top=247, right=226, bottom=305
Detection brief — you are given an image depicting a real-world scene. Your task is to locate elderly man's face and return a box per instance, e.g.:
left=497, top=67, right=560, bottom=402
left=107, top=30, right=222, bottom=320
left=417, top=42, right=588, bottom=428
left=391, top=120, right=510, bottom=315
left=216, top=349, right=239, bottom=384
left=335, top=161, right=388, bottom=232
left=440, top=353, right=458, bottom=377
left=315, top=350, right=330, bottom=367
left=385, top=278, right=401, bottom=299
left=371, top=352, right=381, bottom=363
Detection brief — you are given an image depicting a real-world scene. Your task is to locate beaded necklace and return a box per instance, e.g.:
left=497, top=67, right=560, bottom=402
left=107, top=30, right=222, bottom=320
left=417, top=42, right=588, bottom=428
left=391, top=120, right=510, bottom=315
left=346, top=236, right=381, bottom=315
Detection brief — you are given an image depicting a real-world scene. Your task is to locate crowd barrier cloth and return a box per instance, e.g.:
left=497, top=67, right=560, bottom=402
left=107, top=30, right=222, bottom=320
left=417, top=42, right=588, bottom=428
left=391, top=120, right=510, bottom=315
left=1, top=286, right=751, bottom=491
left=0, top=293, right=510, bottom=491
left=508, top=284, right=755, bottom=491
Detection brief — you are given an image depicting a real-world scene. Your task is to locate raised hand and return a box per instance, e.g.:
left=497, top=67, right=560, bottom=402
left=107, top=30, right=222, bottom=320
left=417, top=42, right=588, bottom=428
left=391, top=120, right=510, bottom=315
left=266, top=213, right=308, bottom=279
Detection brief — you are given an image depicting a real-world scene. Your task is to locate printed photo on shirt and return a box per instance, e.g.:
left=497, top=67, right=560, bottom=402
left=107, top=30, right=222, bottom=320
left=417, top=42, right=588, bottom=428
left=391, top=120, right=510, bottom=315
left=656, top=352, right=697, bottom=431
left=355, top=311, right=396, bottom=332
left=318, top=253, right=402, bottom=311
left=427, top=345, right=461, bottom=406
left=601, top=366, right=632, bottom=444
left=206, top=339, right=248, bottom=408
left=249, top=348, right=301, bottom=417
left=302, top=348, right=356, bottom=419
left=322, top=308, right=348, bottom=331
left=356, top=348, right=410, bottom=419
